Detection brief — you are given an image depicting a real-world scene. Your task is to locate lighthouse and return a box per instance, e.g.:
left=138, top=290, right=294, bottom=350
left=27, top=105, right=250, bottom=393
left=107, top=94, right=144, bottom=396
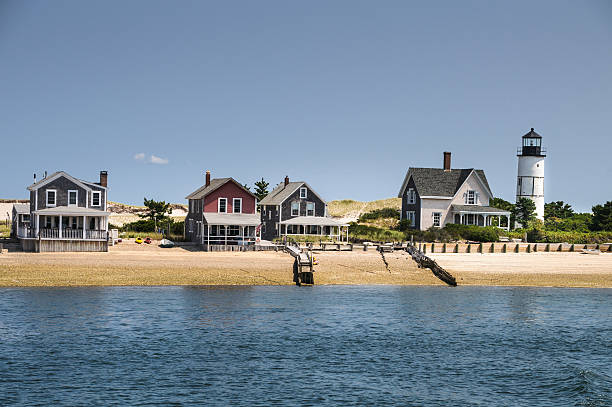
left=516, top=128, right=546, bottom=220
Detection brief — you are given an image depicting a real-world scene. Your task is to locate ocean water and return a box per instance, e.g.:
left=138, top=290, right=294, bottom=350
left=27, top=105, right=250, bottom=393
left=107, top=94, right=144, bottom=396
left=0, top=286, right=610, bottom=406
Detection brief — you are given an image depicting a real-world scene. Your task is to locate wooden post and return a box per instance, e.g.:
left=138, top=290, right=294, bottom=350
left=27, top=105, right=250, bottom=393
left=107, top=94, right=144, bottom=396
left=502, top=243, right=507, bottom=253
left=570, top=244, right=574, bottom=252
left=442, top=243, right=446, bottom=253
left=455, top=243, right=459, bottom=253
left=527, top=244, right=531, bottom=253
left=467, top=244, right=471, bottom=253
left=515, top=244, right=519, bottom=253
left=545, top=243, right=550, bottom=252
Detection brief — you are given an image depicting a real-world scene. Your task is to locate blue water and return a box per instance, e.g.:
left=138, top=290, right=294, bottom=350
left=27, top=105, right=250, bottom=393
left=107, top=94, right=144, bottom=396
left=0, top=286, right=610, bottom=406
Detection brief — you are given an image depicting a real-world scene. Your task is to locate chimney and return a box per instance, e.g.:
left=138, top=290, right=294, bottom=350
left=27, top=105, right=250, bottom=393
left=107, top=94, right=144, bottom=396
left=33, top=173, right=37, bottom=183
left=443, top=152, right=451, bottom=172
left=205, top=170, right=211, bottom=187
left=99, top=171, right=108, bottom=187
left=284, top=175, right=289, bottom=187
left=44, top=170, right=47, bottom=179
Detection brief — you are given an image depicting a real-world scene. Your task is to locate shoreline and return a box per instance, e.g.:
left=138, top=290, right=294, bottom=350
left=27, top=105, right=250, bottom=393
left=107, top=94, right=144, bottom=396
left=0, top=242, right=610, bottom=288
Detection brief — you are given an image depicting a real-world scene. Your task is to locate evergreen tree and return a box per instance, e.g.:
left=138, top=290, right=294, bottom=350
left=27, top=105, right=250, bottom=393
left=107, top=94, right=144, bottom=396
left=544, top=201, right=574, bottom=219
left=139, top=198, right=172, bottom=223
left=591, top=201, right=612, bottom=231
left=254, top=178, right=269, bottom=202
left=513, top=198, right=536, bottom=227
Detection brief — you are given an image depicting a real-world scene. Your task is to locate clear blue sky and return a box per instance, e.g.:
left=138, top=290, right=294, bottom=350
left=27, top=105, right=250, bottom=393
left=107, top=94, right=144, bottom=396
left=1, top=0, right=611, bottom=212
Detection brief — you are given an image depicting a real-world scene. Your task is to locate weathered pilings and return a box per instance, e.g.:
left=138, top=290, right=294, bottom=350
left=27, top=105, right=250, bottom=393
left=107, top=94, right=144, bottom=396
left=406, top=245, right=457, bottom=287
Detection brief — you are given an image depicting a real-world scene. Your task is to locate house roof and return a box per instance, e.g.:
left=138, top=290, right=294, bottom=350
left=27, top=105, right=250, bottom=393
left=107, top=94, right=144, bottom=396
left=279, top=216, right=348, bottom=226
left=33, top=207, right=110, bottom=216
left=398, top=168, right=492, bottom=198
left=451, top=205, right=511, bottom=214
left=13, top=203, right=30, bottom=214
left=203, top=213, right=260, bottom=226
left=27, top=171, right=106, bottom=191
left=185, top=178, right=255, bottom=200
left=258, top=182, right=326, bottom=206
left=522, top=128, right=542, bottom=138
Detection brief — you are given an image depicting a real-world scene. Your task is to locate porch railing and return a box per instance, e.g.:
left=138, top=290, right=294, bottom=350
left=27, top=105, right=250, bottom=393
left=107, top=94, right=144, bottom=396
left=17, top=227, right=107, bottom=240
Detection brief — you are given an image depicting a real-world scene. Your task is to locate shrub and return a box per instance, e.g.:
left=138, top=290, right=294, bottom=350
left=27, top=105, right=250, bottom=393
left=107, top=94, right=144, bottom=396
left=121, top=219, right=156, bottom=232
left=348, top=222, right=406, bottom=242
left=358, top=207, right=400, bottom=222
left=443, top=224, right=500, bottom=242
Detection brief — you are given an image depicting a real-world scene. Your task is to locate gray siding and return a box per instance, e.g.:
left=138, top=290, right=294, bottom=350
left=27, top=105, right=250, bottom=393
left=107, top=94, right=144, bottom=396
left=260, top=204, right=280, bottom=241
left=401, top=177, right=421, bottom=230
left=184, top=198, right=203, bottom=242
left=35, top=176, right=106, bottom=211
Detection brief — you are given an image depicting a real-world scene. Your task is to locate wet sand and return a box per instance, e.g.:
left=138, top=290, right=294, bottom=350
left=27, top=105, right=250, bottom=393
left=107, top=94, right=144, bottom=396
left=0, top=241, right=610, bottom=287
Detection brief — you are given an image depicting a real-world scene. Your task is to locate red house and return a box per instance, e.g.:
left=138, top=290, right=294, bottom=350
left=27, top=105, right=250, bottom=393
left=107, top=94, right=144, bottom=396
left=185, top=171, right=260, bottom=250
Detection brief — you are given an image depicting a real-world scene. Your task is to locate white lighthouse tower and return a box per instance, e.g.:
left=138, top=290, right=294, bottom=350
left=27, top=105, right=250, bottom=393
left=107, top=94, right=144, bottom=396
left=516, top=128, right=546, bottom=220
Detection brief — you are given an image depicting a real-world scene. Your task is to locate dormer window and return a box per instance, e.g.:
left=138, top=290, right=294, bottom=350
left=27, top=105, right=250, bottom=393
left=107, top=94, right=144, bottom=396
left=465, top=190, right=477, bottom=205
left=407, top=188, right=416, bottom=204
left=218, top=198, right=227, bottom=213
left=92, top=191, right=101, bottom=207
left=300, top=187, right=307, bottom=199
left=46, top=190, right=56, bottom=207
left=68, top=190, right=78, bottom=206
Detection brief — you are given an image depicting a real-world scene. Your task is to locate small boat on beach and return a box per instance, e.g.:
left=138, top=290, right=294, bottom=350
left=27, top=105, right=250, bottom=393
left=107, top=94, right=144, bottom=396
left=581, top=248, right=600, bottom=255
left=135, top=237, right=143, bottom=244
left=159, top=239, right=175, bottom=248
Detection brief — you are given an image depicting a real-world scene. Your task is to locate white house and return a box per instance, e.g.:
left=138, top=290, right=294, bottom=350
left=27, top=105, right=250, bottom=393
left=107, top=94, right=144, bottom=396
left=398, top=152, right=510, bottom=230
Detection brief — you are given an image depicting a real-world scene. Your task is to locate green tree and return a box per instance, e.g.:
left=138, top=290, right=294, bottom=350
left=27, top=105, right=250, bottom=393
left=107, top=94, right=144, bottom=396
left=490, top=197, right=515, bottom=229
left=513, top=198, right=536, bottom=227
left=139, top=198, right=173, bottom=227
left=591, top=201, right=612, bottom=231
left=544, top=201, right=574, bottom=219
left=254, top=178, right=269, bottom=202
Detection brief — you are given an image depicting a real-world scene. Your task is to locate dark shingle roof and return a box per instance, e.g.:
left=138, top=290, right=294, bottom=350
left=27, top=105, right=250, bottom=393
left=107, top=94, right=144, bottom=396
left=398, top=168, right=492, bottom=198
left=185, top=178, right=255, bottom=200
left=259, top=182, right=305, bottom=205
left=522, top=128, right=542, bottom=138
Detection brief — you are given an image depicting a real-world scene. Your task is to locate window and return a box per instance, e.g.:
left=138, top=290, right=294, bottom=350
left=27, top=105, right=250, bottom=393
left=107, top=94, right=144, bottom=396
left=432, top=212, right=441, bottom=227
left=262, top=223, right=266, bottom=234
left=92, top=191, right=101, bottom=207
left=407, top=188, right=416, bottom=204
left=45, top=216, right=52, bottom=228
left=300, top=187, right=307, bottom=199
left=306, top=202, right=315, bottom=216
left=291, top=201, right=299, bottom=216
left=22, top=214, right=31, bottom=223
left=68, top=190, right=78, bottom=206
left=406, top=211, right=415, bottom=227
left=46, top=190, right=56, bottom=207
left=218, top=198, right=227, bottom=213
left=233, top=198, right=242, bottom=214
left=465, top=190, right=476, bottom=205
left=268, top=211, right=272, bottom=220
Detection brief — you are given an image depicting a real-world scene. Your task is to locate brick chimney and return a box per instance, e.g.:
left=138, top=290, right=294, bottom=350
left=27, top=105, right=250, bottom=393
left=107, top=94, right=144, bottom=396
left=443, top=152, right=451, bottom=172
left=99, top=171, right=108, bottom=187
left=284, top=175, right=289, bottom=187
left=205, top=170, right=211, bottom=187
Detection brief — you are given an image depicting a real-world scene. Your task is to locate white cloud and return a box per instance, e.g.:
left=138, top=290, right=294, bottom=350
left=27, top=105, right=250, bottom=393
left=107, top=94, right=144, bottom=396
left=149, top=154, right=169, bottom=165
left=133, top=152, right=145, bottom=161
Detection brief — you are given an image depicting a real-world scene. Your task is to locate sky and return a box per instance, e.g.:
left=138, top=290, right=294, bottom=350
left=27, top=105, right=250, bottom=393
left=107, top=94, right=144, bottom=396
left=1, top=0, right=611, bottom=212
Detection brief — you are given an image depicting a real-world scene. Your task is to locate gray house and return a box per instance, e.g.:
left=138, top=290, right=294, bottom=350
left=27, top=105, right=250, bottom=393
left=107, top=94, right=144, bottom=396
left=259, top=176, right=348, bottom=241
left=398, top=152, right=510, bottom=230
left=15, top=171, right=110, bottom=252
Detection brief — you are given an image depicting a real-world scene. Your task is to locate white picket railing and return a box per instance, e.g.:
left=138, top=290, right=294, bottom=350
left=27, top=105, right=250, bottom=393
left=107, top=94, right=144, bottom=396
left=18, top=227, right=107, bottom=240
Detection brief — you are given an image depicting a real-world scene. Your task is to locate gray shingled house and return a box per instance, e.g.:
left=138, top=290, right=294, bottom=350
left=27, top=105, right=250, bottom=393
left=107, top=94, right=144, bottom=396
left=258, top=176, right=348, bottom=241
left=398, top=152, right=510, bottom=230
left=15, top=171, right=110, bottom=252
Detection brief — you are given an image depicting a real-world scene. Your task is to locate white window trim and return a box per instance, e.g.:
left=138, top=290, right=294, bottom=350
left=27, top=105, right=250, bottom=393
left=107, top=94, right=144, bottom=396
left=406, top=211, right=415, bottom=227
left=291, top=201, right=300, bottom=217
left=233, top=198, right=242, bottom=214
left=306, top=202, right=315, bottom=216
left=432, top=212, right=442, bottom=228
left=407, top=188, right=416, bottom=205
left=46, top=189, right=57, bottom=207
left=300, top=187, right=307, bottom=199
left=218, top=198, right=227, bottom=213
left=68, top=190, right=78, bottom=206
left=91, top=191, right=101, bottom=207
left=465, top=190, right=477, bottom=205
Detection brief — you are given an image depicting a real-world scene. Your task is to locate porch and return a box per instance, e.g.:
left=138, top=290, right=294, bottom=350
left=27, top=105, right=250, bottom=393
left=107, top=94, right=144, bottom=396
left=279, top=216, right=349, bottom=242
left=451, top=205, right=511, bottom=231
left=20, top=206, right=110, bottom=241
left=202, top=213, right=260, bottom=251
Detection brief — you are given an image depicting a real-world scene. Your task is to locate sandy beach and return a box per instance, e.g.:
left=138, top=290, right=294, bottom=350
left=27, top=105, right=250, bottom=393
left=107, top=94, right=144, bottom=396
left=0, top=241, right=610, bottom=287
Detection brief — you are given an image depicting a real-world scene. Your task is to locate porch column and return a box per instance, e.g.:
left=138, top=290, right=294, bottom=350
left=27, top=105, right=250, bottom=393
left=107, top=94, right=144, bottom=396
left=35, top=214, right=39, bottom=237
left=83, top=216, right=86, bottom=239
left=59, top=215, right=63, bottom=238
left=224, top=226, right=227, bottom=246
left=207, top=225, right=210, bottom=247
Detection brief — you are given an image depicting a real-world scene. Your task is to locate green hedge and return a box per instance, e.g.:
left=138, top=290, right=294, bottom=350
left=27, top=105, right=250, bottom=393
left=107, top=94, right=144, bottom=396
left=442, top=224, right=500, bottom=242
left=526, top=230, right=612, bottom=244
left=358, top=208, right=400, bottom=222
left=348, top=223, right=405, bottom=242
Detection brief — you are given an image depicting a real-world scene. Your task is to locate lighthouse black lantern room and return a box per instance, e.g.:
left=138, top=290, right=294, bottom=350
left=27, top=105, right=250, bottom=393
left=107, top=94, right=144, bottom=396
left=520, top=128, right=545, bottom=157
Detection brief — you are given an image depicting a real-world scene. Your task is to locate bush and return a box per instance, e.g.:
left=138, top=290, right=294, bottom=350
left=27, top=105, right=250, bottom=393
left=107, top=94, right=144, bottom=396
left=121, top=219, right=156, bottom=232
left=443, top=224, right=500, bottom=242
left=358, top=208, right=400, bottom=222
left=348, top=222, right=406, bottom=242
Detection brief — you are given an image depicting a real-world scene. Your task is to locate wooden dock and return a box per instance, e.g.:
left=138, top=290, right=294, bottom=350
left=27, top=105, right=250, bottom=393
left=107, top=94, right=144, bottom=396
left=406, top=245, right=457, bottom=286
left=284, top=244, right=315, bottom=286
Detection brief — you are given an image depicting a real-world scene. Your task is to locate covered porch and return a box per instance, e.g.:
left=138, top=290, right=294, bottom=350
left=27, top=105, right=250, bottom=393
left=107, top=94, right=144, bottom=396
left=451, top=205, right=511, bottom=231
left=202, top=213, right=260, bottom=250
left=279, top=216, right=349, bottom=242
left=22, top=206, right=110, bottom=241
